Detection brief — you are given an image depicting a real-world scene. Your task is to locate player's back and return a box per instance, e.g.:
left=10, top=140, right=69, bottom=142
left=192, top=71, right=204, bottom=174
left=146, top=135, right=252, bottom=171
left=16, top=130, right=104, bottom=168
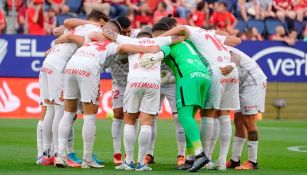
left=164, top=40, right=208, bottom=79
left=230, top=47, right=267, bottom=84
left=70, top=40, right=118, bottom=75
left=185, top=26, right=232, bottom=70
left=43, top=24, right=102, bottom=72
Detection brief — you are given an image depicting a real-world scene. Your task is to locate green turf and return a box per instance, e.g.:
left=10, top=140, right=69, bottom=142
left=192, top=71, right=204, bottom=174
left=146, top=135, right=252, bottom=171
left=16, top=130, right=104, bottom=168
left=0, top=119, right=306, bottom=175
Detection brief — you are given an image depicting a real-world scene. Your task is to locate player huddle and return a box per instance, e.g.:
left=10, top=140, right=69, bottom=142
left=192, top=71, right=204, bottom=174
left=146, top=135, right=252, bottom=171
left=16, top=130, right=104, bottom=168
left=36, top=10, right=267, bottom=173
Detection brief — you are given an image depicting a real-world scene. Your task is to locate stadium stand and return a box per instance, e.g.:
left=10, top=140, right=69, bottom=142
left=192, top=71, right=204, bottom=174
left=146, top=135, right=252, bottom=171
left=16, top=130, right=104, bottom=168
left=0, top=0, right=306, bottom=42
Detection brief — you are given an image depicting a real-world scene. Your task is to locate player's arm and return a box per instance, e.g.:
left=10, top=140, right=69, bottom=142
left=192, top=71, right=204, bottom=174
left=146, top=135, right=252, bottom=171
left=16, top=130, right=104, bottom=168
left=53, top=25, right=66, bottom=36
left=64, top=18, right=100, bottom=29
left=224, top=35, right=241, bottom=47
left=54, top=33, right=85, bottom=46
left=160, top=25, right=191, bottom=39
left=101, top=29, right=137, bottom=44
left=220, top=50, right=241, bottom=75
left=117, top=45, right=160, bottom=54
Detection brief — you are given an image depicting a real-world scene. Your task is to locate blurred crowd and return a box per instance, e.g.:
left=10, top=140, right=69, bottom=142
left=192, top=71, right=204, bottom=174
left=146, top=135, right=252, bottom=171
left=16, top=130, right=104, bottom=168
left=0, top=0, right=307, bottom=43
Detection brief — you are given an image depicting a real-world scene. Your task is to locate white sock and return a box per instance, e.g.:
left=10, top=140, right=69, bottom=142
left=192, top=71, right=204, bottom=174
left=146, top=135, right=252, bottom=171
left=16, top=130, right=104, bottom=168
left=147, top=118, right=157, bottom=156
left=173, top=114, right=186, bottom=156
left=82, top=114, right=97, bottom=161
left=208, top=118, right=220, bottom=160
left=123, top=124, right=136, bottom=163
left=52, top=105, right=64, bottom=155
left=58, top=111, right=75, bottom=157
left=216, top=115, right=231, bottom=166
left=138, top=125, right=152, bottom=165
left=247, top=141, right=258, bottom=163
left=42, top=106, right=55, bottom=156
left=231, top=136, right=246, bottom=162
left=37, top=120, right=43, bottom=157
left=135, top=119, right=139, bottom=135
left=112, top=118, right=123, bottom=154
left=66, top=127, right=75, bottom=154
left=200, top=117, right=214, bottom=158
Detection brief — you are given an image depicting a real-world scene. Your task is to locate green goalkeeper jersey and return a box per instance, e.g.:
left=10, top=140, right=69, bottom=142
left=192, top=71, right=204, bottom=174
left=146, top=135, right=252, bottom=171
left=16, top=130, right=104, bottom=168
left=161, top=40, right=208, bottom=79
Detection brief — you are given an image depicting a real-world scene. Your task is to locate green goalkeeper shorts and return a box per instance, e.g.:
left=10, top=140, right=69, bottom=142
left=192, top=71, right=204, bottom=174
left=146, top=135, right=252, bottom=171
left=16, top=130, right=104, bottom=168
left=176, top=71, right=211, bottom=109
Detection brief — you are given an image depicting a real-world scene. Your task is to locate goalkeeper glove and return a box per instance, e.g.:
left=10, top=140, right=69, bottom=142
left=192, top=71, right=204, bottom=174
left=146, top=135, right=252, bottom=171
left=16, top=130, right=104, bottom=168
left=139, top=51, right=164, bottom=68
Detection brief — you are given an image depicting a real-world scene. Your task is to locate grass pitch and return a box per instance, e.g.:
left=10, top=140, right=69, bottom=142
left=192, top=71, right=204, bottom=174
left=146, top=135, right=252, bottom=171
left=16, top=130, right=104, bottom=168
left=0, top=119, right=306, bottom=175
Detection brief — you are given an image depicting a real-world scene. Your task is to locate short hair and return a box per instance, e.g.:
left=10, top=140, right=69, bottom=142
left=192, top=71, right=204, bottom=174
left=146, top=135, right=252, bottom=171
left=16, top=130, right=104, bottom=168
left=87, top=10, right=109, bottom=22
left=197, top=1, right=205, bottom=11
left=109, top=20, right=123, bottom=34
left=158, top=15, right=177, bottom=28
left=159, top=1, right=167, bottom=9
left=152, top=22, right=171, bottom=32
left=116, top=16, right=131, bottom=29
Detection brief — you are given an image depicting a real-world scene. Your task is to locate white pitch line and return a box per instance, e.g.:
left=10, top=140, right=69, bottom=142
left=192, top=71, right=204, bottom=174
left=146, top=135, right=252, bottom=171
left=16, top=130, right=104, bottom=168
left=287, top=146, right=307, bottom=153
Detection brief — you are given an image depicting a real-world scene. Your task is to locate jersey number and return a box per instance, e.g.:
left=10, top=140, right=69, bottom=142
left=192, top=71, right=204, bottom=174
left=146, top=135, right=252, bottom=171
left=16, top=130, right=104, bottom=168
left=112, top=90, right=120, bottom=99
left=204, top=34, right=227, bottom=51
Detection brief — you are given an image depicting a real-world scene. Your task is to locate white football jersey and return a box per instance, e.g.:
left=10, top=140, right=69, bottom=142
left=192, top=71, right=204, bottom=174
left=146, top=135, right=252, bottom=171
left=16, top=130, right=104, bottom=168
left=44, top=24, right=102, bottom=72
left=69, top=38, right=119, bottom=76
left=229, top=47, right=267, bottom=84
left=185, top=25, right=231, bottom=70
left=116, top=35, right=172, bottom=82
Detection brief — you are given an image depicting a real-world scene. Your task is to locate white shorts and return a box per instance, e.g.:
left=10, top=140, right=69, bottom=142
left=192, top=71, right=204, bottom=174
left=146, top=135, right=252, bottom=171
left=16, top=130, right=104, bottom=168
left=160, top=84, right=177, bottom=113
left=237, top=81, right=267, bottom=115
left=64, top=62, right=100, bottom=105
left=123, top=78, right=160, bottom=115
left=39, top=63, right=64, bottom=105
left=205, top=68, right=240, bottom=110
left=112, top=84, right=126, bottom=109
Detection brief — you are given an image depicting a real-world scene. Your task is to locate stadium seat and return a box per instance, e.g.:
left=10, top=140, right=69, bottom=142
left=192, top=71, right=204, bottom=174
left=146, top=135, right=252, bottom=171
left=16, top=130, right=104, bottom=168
left=235, top=20, right=247, bottom=33
left=265, top=19, right=283, bottom=35
left=57, top=14, right=74, bottom=26
left=293, top=21, right=304, bottom=35
left=247, top=19, right=265, bottom=34
left=66, top=0, right=82, bottom=13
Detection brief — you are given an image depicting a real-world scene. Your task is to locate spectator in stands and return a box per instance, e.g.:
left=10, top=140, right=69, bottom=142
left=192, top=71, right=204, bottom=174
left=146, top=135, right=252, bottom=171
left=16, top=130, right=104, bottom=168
left=83, top=0, right=110, bottom=16
left=238, top=32, right=248, bottom=40
left=288, top=29, right=298, bottom=42
left=27, top=0, right=45, bottom=35
left=189, top=1, right=207, bottom=28
left=292, top=0, right=307, bottom=22
left=106, top=0, right=128, bottom=18
left=245, top=27, right=263, bottom=40
left=273, top=0, right=296, bottom=22
left=126, top=0, right=141, bottom=12
left=45, top=8, right=56, bottom=35
left=153, top=1, right=173, bottom=24
left=175, top=0, right=192, bottom=19
left=46, top=0, right=70, bottom=14
left=135, top=1, right=153, bottom=28
left=127, top=8, right=136, bottom=28
left=271, top=25, right=296, bottom=45
left=238, top=0, right=258, bottom=22
left=257, top=0, right=275, bottom=20
left=210, top=0, right=237, bottom=34
left=17, top=4, right=27, bottom=34
left=0, top=9, right=6, bottom=33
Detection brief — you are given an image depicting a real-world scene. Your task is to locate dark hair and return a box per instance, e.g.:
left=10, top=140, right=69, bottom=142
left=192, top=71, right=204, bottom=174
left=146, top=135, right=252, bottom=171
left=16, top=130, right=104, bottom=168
left=87, top=10, right=109, bottom=22
left=109, top=20, right=123, bottom=34
left=116, top=16, right=131, bottom=29
left=158, top=15, right=177, bottom=28
left=197, top=1, right=205, bottom=11
left=152, top=22, right=171, bottom=32
left=159, top=1, right=167, bottom=9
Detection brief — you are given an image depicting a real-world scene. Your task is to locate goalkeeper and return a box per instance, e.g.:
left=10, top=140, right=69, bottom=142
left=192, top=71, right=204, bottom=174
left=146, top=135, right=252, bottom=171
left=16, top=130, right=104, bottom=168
left=141, top=23, right=211, bottom=173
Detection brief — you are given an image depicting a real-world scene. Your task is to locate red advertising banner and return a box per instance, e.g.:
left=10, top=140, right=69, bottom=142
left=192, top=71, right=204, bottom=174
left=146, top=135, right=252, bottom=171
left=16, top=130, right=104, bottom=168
left=0, top=78, right=174, bottom=119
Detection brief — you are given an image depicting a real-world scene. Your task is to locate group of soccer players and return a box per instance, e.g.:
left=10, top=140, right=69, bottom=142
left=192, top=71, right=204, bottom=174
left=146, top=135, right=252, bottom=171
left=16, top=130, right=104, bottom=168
left=36, top=9, right=267, bottom=173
